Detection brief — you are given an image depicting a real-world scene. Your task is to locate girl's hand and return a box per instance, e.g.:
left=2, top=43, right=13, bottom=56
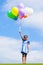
left=19, top=31, right=23, bottom=39
left=19, top=31, right=22, bottom=33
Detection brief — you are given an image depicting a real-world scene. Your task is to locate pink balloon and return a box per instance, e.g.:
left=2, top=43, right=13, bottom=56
left=18, top=3, right=24, bottom=9
left=19, top=16, right=23, bottom=19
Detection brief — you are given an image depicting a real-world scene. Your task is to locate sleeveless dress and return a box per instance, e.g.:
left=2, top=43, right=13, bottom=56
left=21, top=40, right=30, bottom=54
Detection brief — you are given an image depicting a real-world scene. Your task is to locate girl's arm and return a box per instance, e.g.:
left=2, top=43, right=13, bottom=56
left=19, top=32, right=23, bottom=39
left=27, top=41, right=30, bottom=52
left=27, top=44, right=30, bottom=52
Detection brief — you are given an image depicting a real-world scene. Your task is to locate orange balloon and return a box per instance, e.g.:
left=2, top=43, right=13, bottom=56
left=23, top=15, right=28, bottom=18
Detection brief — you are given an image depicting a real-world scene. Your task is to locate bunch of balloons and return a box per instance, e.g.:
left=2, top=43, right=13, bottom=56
left=7, top=3, right=33, bottom=20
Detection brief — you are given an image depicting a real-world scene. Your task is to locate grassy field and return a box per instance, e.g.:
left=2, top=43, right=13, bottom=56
left=0, top=63, right=43, bottom=65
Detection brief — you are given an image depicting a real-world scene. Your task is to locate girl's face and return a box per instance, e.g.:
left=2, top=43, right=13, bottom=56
left=24, top=35, right=28, bottom=41
left=25, top=36, right=28, bottom=40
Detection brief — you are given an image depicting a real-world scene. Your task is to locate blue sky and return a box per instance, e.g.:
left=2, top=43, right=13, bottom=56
left=0, top=0, right=43, bottom=63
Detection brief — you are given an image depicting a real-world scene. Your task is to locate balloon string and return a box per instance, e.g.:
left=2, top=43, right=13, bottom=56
left=18, top=26, right=22, bottom=33
left=17, top=19, right=22, bottom=32
left=19, top=19, right=22, bottom=32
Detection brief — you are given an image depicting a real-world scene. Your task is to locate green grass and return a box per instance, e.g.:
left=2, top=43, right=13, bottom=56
left=0, top=64, right=43, bottom=65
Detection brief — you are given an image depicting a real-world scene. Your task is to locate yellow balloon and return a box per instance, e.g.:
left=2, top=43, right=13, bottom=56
left=12, top=7, right=19, bottom=16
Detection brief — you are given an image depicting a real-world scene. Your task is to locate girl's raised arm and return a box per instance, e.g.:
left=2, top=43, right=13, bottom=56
left=19, top=32, right=23, bottom=39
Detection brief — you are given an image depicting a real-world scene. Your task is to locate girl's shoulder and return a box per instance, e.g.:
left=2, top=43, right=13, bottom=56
left=23, top=40, right=30, bottom=44
left=27, top=41, right=30, bottom=44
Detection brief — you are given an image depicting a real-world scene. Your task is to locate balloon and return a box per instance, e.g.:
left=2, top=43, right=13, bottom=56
left=24, top=7, right=29, bottom=16
left=19, top=8, right=24, bottom=17
left=7, top=10, right=18, bottom=20
left=18, top=3, right=24, bottom=9
left=12, top=7, right=19, bottom=16
left=7, top=10, right=15, bottom=19
left=14, top=16, right=18, bottom=20
left=23, top=15, right=28, bottom=18
left=7, top=3, right=34, bottom=20
left=14, top=17, right=18, bottom=20
left=18, top=16, right=23, bottom=19
left=24, top=7, right=33, bottom=16
left=28, top=8, right=34, bottom=15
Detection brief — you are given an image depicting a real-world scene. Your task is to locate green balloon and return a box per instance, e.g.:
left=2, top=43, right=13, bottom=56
left=7, top=10, right=19, bottom=20
left=14, top=16, right=18, bottom=20
left=7, top=10, right=15, bottom=19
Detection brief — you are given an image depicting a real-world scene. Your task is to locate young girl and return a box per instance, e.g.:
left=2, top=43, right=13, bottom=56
left=19, top=31, right=30, bottom=64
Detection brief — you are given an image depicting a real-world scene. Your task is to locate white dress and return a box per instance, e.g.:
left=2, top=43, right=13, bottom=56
left=21, top=40, right=30, bottom=54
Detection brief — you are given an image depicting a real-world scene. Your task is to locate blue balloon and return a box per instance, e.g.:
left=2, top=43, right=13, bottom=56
left=14, top=16, right=18, bottom=20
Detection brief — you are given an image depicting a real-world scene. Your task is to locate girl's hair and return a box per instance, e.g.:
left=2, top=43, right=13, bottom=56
left=22, top=35, right=28, bottom=41
left=24, top=35, right=28, bottom=38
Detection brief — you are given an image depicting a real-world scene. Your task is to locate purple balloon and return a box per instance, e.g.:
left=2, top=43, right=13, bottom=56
left=19, top=8, right=24, bottom=17
left=18, top=3, right=24, bottom=9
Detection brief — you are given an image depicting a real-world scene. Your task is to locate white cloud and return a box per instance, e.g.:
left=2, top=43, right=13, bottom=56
left=0, top=36, right=22, bottom=63
left=21, top=12, right=43, bottom=32
left=30, top=41, right=43, bottom=50
left=27, top=50, right=43, bottom=63
left=0, top=36, right=43, bottom=63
